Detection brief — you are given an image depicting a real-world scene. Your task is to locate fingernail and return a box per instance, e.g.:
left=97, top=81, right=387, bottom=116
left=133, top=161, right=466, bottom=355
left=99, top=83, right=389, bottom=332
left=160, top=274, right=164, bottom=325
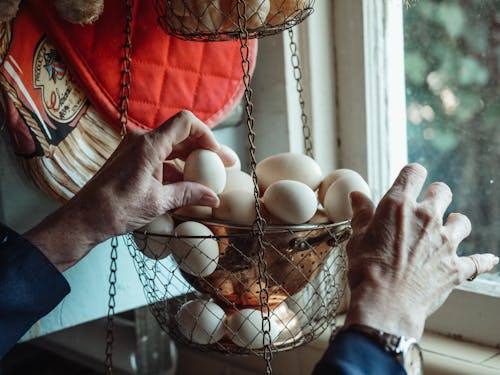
left=201, top=194, right=220, bottom=208
left=494, top=256, right=499, bottom=265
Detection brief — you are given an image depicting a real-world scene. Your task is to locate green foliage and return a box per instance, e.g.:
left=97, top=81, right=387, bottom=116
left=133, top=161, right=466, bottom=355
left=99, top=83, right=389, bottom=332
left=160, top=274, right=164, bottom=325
left=405, top=0, right=499, bottom=154
left=404, top=0, right=500, bottom=256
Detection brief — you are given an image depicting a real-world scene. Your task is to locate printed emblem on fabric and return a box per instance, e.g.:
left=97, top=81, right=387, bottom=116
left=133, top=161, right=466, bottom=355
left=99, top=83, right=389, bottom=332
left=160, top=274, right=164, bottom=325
left=33, top=37, right=86, bottom=125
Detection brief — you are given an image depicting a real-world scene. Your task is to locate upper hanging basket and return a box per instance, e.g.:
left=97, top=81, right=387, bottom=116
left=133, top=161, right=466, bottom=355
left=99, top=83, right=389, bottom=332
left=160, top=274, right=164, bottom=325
left=155, top=0, right=315, bottom=41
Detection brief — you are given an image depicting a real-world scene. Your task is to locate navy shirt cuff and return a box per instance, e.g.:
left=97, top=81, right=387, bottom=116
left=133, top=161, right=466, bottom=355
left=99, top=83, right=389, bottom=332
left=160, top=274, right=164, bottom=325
left=312, top=330, right=407, bottom=375
left=0, top=223, right=70, bottom=357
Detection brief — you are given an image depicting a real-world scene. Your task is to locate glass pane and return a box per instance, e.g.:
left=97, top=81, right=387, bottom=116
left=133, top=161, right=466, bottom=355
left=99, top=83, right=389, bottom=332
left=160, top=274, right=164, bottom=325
left=404, top=0, right=500, bottom=281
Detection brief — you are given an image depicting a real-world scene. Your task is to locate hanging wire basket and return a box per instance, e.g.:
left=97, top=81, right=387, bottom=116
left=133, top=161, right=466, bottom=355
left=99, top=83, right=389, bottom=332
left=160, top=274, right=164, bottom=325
left=155, top=0, right=315, bottom=41
left=105, top=1, right=351, bottom=372
left=127, top=215, right=350, bottom=353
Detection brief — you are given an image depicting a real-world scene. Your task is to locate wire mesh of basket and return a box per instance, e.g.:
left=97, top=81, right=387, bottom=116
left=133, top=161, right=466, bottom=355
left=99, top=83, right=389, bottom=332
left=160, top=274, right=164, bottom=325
left=127, top=216, right=350, bottom=353
left=155, top=0, right=315, bottom=41
left=113, top=0, right=351, bottom=367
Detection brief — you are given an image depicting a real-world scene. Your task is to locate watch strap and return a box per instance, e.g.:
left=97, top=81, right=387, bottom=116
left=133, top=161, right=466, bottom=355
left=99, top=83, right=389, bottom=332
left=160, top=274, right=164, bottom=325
left=344, top=323, right=404, bottom=353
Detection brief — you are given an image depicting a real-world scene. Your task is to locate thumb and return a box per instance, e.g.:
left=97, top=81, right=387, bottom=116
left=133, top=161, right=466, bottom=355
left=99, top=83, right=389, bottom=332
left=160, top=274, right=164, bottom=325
left=350, top=191, right=375, bottom=232
left=160, top=182, right=220, bottom=211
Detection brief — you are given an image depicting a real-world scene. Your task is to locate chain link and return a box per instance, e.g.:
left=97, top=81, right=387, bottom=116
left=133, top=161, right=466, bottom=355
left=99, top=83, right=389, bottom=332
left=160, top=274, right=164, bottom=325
left=119, top=0, right=134, bottom=139
left=105, top=1, right=134, bottom=373
left=105, top=237, right=119, bottom=374
left=236, top=1, right=272, bottom=373
left=288, top=28, right=313, bottom=158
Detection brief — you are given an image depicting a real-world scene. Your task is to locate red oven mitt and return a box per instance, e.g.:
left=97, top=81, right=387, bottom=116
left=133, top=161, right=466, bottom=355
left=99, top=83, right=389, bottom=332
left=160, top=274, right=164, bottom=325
left=26, top=0, right=257, bottom=132
left=0, top=0, right=257, bottom=200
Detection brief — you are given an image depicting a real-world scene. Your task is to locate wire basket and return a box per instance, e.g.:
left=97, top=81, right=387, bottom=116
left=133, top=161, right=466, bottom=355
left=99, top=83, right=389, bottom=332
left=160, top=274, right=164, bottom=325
left=127, top=216, right=350, bottom=353
left=155, top=0, right=315, bottom=41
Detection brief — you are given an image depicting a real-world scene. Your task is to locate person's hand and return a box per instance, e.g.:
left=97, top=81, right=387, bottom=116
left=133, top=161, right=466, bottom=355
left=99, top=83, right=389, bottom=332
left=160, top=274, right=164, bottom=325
left=24, top=110, right=236, bottom=271
left=344, top=163, right=499, bottom=340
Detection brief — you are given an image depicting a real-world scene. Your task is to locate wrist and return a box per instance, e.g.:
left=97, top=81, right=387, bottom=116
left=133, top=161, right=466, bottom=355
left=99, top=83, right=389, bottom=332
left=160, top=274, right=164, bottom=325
left=346, top=286, right=425, bottom=340
left=24, top=199, right=102, bottom=272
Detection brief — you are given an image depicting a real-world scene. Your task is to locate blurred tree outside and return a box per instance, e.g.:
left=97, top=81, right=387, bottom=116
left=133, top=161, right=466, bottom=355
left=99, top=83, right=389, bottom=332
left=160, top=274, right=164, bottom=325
left=404, top=0, right=500, bottom=277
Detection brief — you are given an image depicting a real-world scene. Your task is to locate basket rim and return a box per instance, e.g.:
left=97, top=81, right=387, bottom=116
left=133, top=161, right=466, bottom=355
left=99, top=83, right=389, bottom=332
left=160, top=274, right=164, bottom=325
left=132, top=214, right=351, bottom=238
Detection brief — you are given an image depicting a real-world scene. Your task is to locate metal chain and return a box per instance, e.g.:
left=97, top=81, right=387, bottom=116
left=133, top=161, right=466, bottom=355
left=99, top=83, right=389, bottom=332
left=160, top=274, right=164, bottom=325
left=105, top=236, right=119, bottom=374
left=236, top=1, right=272, bottom=373
left=119, top=0, right=134, bottom=139
left=287, top=28, right=313, bottom=158
left=105, top=1, right=134, bottom=373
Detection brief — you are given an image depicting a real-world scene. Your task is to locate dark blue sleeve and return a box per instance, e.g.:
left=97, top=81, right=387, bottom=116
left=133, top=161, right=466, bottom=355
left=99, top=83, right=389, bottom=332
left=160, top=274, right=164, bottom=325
left=312, top=330, right=407, bottom=375
left=0, top=223, right=70, bottom=358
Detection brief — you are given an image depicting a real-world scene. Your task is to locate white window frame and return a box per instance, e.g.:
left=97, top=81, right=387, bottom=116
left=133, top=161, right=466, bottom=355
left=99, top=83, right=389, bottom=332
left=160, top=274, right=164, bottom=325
left=269, top=0, right=500, bottom=347
left=337, top=0, right=500, bottom=347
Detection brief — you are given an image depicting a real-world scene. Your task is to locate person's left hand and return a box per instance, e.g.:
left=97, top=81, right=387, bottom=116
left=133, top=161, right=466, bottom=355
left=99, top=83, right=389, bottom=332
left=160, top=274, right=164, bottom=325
left=344, top=164, right=498, bottom=339
left=25, top=110, right=236, bottom=271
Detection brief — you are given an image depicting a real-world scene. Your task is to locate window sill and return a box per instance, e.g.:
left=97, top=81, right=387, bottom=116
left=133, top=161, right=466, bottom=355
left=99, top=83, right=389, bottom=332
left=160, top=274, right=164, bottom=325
left=420, top=331, right=500, bottom=375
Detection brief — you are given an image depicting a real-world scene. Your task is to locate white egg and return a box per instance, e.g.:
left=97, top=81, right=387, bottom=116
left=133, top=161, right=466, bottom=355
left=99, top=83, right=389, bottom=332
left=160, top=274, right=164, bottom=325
left=324, top=174, right=371, bottom=222
left=223, top=170, right=255, bottom=194
left=142, top=214, right=175, bottom=234
left=175, top=205, right=213, bottom=219
left=256, top=153, right=322, bottom=192
left=318, top=169, right=364, bottom=205
left=270, top=302, right=302, bottom=342
left=227, top=308, right=280, bottom=349
left=133, top=233, right=172, bottom=259
left=172, top=221, right=219, bottom=276
left=134, top=214, right=174, bottom=259
left=184, top=149, right=226, bottom=194
left=220, top=144, right=241, bottom=172
left=213, top=190, right=257, bottom=224
left=262, top=180, right=318, bottom=224
left=176, top=299, right=226, bottom=344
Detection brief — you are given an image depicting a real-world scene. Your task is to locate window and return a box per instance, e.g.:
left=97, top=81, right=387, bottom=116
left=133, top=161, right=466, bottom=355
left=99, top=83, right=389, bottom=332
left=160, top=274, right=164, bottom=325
left=404, top=0, right=500, bottom=278
left=286, top=0, right=500, bottom=346
left=404, top=0, right=500, bottom=346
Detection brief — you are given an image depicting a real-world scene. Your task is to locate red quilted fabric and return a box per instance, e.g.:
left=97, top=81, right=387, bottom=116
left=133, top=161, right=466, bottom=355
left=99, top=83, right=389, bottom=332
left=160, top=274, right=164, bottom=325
left=24, top=0, right=257, bottom=131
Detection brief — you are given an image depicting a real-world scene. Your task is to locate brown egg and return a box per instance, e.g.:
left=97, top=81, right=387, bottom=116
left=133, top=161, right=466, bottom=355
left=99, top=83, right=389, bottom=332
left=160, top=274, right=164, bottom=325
left=266, top=0, right=306, bottom=26
left=168, top=0, right=232, bottom=32
left=225, top=0, right=271, bottom=29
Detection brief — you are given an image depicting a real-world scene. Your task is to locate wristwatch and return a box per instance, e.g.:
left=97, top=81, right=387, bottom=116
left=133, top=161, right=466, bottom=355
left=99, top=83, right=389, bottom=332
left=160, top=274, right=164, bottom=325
left=337, top=323, right=424, bottom=375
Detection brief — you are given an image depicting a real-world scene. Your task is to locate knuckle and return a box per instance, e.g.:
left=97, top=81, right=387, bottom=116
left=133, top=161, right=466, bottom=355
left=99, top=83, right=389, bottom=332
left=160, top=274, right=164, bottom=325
left=383, top=192, right=407, bottom=208
left=429, top=181, right=452, bottom=198
left=168, top=184, right=194, bottom=209
left=450, top=258, right=464, bottom=285
left=145, top=188, right=164, bottom=217
left=176, top=109, right=194, bottom=123
left=416, top=205, right=435, bottom=223
left=138, top=133, right=157, bottom=158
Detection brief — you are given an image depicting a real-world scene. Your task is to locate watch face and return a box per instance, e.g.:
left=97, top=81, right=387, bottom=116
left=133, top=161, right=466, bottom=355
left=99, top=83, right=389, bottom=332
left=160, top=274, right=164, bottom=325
left=404, top=343, right=424, bottom=375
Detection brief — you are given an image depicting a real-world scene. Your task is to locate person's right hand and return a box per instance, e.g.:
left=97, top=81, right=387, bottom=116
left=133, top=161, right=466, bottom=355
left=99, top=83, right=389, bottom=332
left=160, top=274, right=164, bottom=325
left=344, top=163, right=499, bottom=340
left=24, top=110, right=236, bottom=271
